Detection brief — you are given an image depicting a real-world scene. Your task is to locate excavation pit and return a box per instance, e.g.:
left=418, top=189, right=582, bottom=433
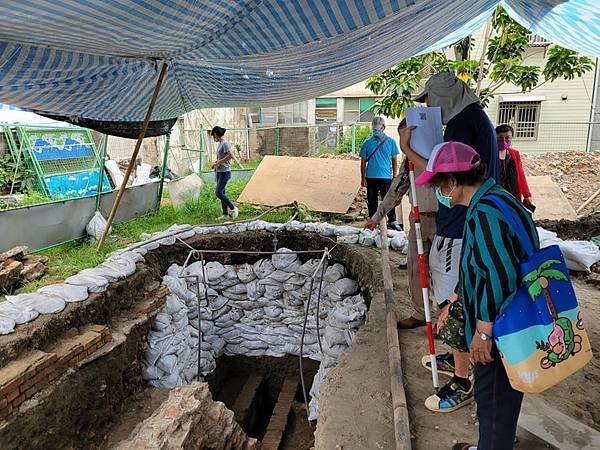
left=0, top=225, right=391, bottom=449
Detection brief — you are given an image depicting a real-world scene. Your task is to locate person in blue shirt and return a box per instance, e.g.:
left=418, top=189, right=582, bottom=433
left=360, top=116, right=402, bottom=231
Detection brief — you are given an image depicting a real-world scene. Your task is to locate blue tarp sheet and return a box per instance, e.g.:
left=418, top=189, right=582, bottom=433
left=0, top=1, right=598, bottom=123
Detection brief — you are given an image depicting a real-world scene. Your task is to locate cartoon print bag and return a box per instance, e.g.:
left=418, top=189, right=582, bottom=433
left=489, top=197, right=592, bottom=393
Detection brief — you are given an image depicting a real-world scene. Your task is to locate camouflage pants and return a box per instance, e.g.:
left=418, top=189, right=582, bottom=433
left=438, top=301, right=469, bottom=352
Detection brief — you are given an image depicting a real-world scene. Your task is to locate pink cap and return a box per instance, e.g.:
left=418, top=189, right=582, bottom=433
left=415, top=141, right=481, bottom=185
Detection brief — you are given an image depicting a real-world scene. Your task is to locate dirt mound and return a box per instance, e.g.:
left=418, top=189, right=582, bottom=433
left=536, top=211, right=600, bottom=241
left=522, top=151, right=600, bottom=215
left=317, top=153, right=360, bottom=160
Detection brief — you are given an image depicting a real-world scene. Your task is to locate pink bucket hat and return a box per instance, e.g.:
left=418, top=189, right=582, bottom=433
left=415, top=141, right=481, bottom=185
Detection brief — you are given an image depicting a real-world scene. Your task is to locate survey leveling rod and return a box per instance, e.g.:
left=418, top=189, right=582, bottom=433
left=408, top=161, right=439, bottom=389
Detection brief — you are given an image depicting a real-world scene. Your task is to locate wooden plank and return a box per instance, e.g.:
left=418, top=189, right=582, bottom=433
left=379, top=219, right=412, bottom=450
left=261, top=377, right=299, bottom=450
left=237, top=155, right=361, bottom=214
left=231, top=374, right=263, bottom=429
left=528, top=175, right=577, bottom=220
left=519, top=395, right=600, bottom=450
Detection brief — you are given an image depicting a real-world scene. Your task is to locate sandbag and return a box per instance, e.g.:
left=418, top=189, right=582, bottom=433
left=0, top=315, right=16, bottom=335
left=65, top=272, right=109, bottom=293
left=86, top=211, right=111, bottom=241
left=6, top=293, right=66, bottom=315
left=39, top=284, right=88, bottom=303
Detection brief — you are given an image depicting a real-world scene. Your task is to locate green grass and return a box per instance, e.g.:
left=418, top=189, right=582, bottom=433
left=6, top=179, right=307, bottom=297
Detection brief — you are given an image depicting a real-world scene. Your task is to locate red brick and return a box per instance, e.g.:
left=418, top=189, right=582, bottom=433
left=11, top=394, right=24, bottom=408
left=104, top=334, right=113, bottom=344
left=0, top=397, right=7, bottom=409
left=86, top=324, right=109, bottom=337
left=0, top=351, right=52, bottom=393
left=80, top=331, right=102, bottom=350
left=0, top=376, right=24, bottom=398
left=25, top=385, right=38, bottom=399
left=0, top=404, right=11, bottom=420
left=66, top=328, right=79, bottom=338
left=37, top=354, right=58, bottom=372
left=6, top=389, right=19, bottom=403
left=20, top=371, right=48, bottom=394
left=54, top=341, right=84, bottom=366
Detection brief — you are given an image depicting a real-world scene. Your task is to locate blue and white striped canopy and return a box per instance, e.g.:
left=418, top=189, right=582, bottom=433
left=0, top=1, right=598, bottom=122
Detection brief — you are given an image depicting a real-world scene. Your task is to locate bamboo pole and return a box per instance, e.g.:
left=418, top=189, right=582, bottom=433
left=97, top=62, right=169, bottom=251
left=379, top=218, right=412, bottom=450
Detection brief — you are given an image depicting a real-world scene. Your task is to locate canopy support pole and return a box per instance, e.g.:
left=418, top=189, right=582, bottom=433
left=97, top=62, right=169, bottom=251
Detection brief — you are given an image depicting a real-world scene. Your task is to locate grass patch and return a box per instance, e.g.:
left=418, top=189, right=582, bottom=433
left=7, top=179, right=311, bottom=297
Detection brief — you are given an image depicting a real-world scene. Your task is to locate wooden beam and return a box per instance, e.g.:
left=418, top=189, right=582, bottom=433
left=97, top=62, right=169, bottom=251
left=379, top=219, right=412, bottom=450
left=262, top=377, right=299, bottom=450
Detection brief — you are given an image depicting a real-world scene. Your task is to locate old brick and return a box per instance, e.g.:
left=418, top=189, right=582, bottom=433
left=86, top=324, right=109, bottom=337
left=0, top=404, right=11, bottom=420
left=6, top=388, right=19, bottom=403
left=37, top=354, right=58, bottom=372
left=0, top=351, right=53, bottom=394
left=0, top=397, right=7, bottom=409
left=103, top=334, right=113, bottom=344
left=20, top=371, right=48, bottom=394
left=11, top=394, right=25, bottom=408
left=25, top=385, right=38, bottom=399
left=53, top=339, right=84, bottom=366
left=66, top=328, right=79, bottom=338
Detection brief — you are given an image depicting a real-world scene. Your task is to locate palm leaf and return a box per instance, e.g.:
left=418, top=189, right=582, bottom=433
left=522, top=269, right=540, bottom=283
left=540, top=269, right=568, bottom=282
left=528, top=280, right=542, bottom=300
left=539, top=259, right=562, bottom=271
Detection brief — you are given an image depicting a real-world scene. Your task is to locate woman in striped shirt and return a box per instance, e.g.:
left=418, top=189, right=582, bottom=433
left=415, top=141, right=539, bottom=450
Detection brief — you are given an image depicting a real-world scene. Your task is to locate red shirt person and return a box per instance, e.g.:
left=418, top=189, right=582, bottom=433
left=496, top=124, right=535, bottom=212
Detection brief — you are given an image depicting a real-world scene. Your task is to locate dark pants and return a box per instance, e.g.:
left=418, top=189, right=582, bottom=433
left=215, top=171, right=234, bottom=215
left=474, top=357, right=523, bottom=450
left=366, top=177, right=397, bottom=223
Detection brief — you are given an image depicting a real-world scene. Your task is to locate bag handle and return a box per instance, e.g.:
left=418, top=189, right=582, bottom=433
left=366, top=136, right=388, bottom=163
left=487, top=195, right=535, bottom=257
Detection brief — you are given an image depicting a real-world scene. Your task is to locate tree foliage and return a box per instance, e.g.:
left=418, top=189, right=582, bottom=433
left=366, top=6, right=595, bottom=119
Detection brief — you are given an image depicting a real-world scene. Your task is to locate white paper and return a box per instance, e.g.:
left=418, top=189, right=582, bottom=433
left=405, top=107, right=443, bottom=158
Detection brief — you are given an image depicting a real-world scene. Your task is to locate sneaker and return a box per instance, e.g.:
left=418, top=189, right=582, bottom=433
left=421, top=352, right=455, bottom=377
left=424, top=376, right=473, bottom=412
left=388, top=221, right=403, bottom=232
left=229, top=207, right=239, bottom=219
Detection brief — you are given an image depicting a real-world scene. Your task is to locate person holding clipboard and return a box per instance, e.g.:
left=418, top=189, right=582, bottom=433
left=399, top=72, right=499, bottom=414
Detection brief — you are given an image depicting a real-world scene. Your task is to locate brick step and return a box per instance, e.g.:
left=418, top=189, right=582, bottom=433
left=232, top=374, right=263, bottom=432
left=0, top=324, right=112, bottom=420
left=261, top=377, right=299, bottom=450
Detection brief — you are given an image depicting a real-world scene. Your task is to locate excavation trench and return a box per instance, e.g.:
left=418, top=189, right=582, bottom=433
left=0, top=229, right=387, bottom=450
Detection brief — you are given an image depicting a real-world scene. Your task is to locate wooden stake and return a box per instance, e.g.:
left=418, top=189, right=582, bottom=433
left=576, top=186, right=600, bottom=214
left=379, top=218, right=412, bottom=450
left=97, top=62, right=169, bottom=251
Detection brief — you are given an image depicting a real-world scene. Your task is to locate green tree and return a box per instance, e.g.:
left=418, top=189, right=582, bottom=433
left=523, top=259, right=569, bottom=319
left=366, top=6, right=595, bottom=118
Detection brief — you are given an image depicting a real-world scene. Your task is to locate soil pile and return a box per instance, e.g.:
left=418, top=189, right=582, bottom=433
left=522, top=151, right=600, bottom=215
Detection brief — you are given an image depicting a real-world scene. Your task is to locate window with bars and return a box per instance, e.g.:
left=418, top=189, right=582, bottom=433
left=315, top=98, right=338, bottom=122
left=249, top=102, right=308, bottom=125
left=497, top=101, right=541, bottom=139
left=343, top=97, right=376, bottom=123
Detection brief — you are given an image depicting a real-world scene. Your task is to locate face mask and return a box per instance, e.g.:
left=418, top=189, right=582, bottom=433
left=373, top=129, right=383, bottom=137
left=497, top=138, right=511, bottom=151
left=435, top=186, right=454, bottom=208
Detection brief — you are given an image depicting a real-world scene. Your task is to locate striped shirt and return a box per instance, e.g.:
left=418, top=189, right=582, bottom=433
left=459, top=179, right=539, bottom=346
